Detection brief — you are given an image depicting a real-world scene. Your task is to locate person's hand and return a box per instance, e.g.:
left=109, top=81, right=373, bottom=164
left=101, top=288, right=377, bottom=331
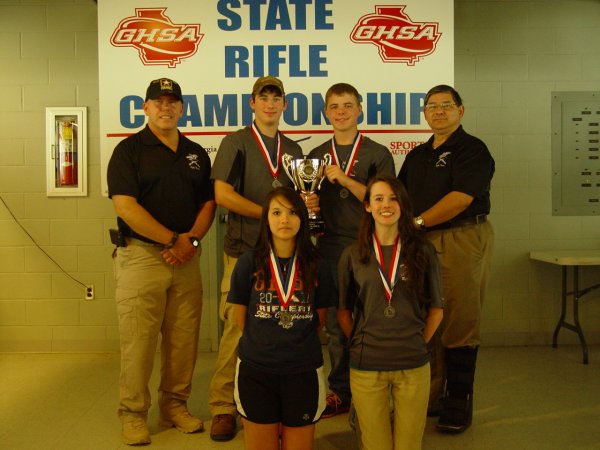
left=161, top=248, right=183, bottom=266
left=304, top=192, right=320, bottom=215
left=162, top=233, right=196, bottom=265
left=325, top=165, right=349, bottom=186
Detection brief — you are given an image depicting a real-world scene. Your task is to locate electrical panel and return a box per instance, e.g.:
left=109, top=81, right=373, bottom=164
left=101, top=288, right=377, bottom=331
left=551, top=92, right=600, bottom=215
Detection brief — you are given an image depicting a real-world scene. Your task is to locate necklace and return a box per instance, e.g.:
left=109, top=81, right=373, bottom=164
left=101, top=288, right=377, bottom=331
left=279, top=258, right=290, bottom=274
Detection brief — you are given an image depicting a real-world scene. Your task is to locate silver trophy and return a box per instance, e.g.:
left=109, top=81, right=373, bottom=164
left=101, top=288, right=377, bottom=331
left=282, top=153, right=332, bottom=234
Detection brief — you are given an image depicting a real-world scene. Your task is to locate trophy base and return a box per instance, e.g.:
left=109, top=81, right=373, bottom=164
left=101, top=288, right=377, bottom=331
left=308, top=217, right=325, bottom=237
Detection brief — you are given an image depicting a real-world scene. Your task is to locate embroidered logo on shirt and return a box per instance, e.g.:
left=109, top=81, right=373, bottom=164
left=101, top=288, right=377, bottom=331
left=186, top=153, right=201, bottom=170
left=435, top=151, right=451, bottom=168
left=400, top=263, right=408, bottom=281
left=346, top=158, right=359, bottom=177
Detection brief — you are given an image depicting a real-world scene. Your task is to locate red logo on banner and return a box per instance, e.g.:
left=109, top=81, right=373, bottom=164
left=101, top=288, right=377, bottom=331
left=350, top=6, right=441, bottom=65
left=110, top=8, right=203, bottom=68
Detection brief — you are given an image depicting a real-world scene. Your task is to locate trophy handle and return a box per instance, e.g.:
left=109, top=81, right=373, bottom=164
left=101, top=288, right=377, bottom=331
left=316, top=153, right=333, bottom=191
left=281, top=153, right=296, bottom=186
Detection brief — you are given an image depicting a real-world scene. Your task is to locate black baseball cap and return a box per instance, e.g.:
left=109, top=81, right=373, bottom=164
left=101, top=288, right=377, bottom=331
left=145, top=78, right=183, bottom=102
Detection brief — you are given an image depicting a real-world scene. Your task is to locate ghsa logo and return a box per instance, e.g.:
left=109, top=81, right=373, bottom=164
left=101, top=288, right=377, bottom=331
left=350, top=5, right=441, bottom=65
left=110, top=8, right=203, bottom=68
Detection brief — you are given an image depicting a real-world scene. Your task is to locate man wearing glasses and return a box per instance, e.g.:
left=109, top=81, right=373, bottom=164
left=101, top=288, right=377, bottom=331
left=398, top=84, right=495, bottom=434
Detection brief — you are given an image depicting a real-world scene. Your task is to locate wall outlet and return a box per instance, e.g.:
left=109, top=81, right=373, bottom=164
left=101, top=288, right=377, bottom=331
left=85, top=285, right=94, bottom=300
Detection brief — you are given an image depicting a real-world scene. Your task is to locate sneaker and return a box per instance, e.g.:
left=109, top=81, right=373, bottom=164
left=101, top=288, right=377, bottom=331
left=121, top=416, right=151, bottom=446
left=210, top=414, right=236, bottom=441
left=321, top=393, right=350, bottom=419
left=159, top=410, right=204, bottom=433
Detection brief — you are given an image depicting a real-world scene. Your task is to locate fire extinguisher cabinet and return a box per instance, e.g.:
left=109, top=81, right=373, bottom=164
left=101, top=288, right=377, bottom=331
left=45, top=107, right=87, bottom=196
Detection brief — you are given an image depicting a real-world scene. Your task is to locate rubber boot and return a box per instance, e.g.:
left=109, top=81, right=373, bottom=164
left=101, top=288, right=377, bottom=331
left=436, top=346, right=478, bottom=433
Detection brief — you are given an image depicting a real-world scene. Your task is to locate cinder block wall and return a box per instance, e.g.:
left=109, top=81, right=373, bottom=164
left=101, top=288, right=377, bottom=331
left=455, top=0, right=600, bottom=345
left=0, top=0, right=220, bottom=351
left=0, top=0, right=599, bottom=351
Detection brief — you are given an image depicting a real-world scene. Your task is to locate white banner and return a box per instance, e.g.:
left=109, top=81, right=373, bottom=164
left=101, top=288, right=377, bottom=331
left=98, top=1, right=454, bottom=195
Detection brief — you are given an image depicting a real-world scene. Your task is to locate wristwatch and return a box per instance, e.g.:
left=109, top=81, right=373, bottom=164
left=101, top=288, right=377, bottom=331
left=415, top=216, right=425, bottom=228
left=189, top=236, right=200, bottom=248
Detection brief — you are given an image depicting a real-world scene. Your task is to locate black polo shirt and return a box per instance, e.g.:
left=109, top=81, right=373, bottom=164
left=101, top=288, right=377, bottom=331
left=107, top=125, right=214, bottom=242
left=398, top=125, right=494, bottom=222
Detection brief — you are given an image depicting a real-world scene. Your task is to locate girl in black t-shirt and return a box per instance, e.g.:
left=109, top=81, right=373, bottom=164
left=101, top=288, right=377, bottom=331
left=229, top=187, right=332, bottom=450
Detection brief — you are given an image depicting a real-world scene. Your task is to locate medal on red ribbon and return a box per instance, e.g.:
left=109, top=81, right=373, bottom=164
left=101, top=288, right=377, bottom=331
left=252, top=121, right=282, bottom=188
left=331, top=132, right=362, bottom=198
left=269, top=247, right=298, bottom=329
left=372, top=235, right=401, bottom=318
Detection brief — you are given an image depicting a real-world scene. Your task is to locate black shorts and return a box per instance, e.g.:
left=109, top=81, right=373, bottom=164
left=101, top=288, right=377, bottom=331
left=234, top=359, right=326, bottom=427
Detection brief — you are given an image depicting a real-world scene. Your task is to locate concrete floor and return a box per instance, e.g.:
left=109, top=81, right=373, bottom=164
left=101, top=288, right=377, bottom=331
left=1, top=345, right=599, bottom=449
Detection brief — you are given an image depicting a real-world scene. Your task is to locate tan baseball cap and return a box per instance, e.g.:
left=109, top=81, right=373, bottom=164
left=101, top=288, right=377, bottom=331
left=252, top=76, right=285, bottom=96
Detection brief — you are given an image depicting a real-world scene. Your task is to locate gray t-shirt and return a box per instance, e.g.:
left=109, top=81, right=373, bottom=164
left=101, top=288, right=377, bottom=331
left=211, top=126, right=303, bottom=257
left=338, top=241, right=443, bottom=371
left=309, top=136, right=396, bottom=260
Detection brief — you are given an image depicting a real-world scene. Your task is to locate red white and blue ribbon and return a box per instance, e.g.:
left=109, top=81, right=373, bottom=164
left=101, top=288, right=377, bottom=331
left=252, top=121, right=281, bottom=180
left=372, top=235, right=401, bottom=303
left=330, top=132, right=362, bottom=175
left=268, top=247, right=298, bottom=309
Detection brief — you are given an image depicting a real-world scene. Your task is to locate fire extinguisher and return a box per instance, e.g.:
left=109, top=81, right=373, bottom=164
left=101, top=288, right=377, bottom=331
left=58, top=121, right=77, bottom=186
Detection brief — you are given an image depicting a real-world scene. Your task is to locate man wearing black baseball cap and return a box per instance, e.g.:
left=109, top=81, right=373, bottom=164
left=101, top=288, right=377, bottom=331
left=108, top=78, right=215, bottom=445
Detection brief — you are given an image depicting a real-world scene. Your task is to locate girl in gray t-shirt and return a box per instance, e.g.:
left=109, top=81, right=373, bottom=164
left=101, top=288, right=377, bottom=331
left=338, top=175, right=444, bottom=450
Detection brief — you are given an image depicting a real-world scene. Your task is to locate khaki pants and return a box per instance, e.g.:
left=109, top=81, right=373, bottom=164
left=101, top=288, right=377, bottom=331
left=113, top=240, right=203, bottom=419
left=350, top=364, right=430, bottom=450
left=426, top=221, right=494, bottom=404
left=208, top=253, right=241, bottom=417
left=426, top=221, right=494, bottom=347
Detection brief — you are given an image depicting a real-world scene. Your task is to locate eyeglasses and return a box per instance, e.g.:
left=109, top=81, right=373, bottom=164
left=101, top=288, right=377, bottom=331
left=424, top=102, right=457, bottom=112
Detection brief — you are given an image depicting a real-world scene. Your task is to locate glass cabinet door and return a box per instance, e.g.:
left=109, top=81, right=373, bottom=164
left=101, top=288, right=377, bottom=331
left=46, top=107, right=87, bottom=196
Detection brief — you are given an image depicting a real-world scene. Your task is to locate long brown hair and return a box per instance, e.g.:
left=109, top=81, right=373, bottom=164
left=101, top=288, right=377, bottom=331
left=357, top=175, right=431, bottom=302
left=254, top=187, right=319, bottom=298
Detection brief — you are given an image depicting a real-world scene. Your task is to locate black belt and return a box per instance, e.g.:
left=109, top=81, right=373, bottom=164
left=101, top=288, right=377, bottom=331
left=125, top=237, right=164, bottom=247
left=110, top=229, right=164, bottom=248
left=427, top=214, right=487, bottom=231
